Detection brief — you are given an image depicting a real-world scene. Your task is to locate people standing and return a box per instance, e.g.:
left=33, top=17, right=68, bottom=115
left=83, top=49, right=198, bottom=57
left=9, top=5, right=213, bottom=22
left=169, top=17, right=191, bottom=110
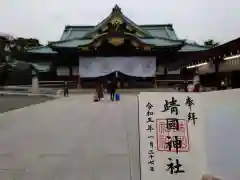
left=219, top=80, right=227, bottom=90
left=108, top=80, right=117, bottom=101
left=64, top=81, right=69, bottom=97
left=187, top=72, right=201, bottom=92
left=99, top=82, right=104, bottom=100
left=95, top=81, right=101, bottom=100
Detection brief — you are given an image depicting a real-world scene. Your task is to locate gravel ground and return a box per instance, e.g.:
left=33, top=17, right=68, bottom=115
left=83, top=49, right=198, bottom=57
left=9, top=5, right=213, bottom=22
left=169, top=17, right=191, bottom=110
left=0, top=95, right=55, bottom=113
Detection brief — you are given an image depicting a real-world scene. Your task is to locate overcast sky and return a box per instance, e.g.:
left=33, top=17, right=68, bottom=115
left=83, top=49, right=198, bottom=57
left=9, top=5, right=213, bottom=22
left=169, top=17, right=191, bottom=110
left=0, top=0, right=239, bottom=45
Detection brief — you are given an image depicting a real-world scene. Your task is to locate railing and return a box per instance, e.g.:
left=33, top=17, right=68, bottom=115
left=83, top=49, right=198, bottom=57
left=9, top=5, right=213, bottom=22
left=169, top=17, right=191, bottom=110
left=39, top=81, right=77, bottom=89
left=155, top=79, right=193, bottom=88
left=0, top=86, right=61, bottom=97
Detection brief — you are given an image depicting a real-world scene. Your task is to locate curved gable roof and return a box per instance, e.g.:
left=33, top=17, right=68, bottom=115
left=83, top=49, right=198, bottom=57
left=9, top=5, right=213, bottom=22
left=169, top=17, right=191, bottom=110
left=59, top=5, right=179, bottom=41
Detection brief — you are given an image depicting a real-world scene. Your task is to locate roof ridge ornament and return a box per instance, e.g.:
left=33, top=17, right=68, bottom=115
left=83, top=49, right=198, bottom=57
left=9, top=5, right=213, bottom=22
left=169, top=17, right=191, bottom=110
left=112, top=4, right=121, bottom=12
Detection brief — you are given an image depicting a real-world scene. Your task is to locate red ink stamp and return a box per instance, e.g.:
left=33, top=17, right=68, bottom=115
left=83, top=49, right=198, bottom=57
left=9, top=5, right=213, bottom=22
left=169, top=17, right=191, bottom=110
left=156, top=119, right=189, bottom=152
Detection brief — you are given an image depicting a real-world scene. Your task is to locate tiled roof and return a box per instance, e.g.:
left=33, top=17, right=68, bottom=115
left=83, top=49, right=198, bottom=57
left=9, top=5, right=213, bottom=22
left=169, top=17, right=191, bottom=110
left=52, top=37, right=183, bottom=48
left=140, top=37, right=182, bottom=46
left=59, top=24, right=179, bottom=41
left=60, top=26, right=93, bottom=41
left=59, top=5, right=179, bottom=41
left=27, top=46, right=57, bottom=54
left=26, top=5, right=209, bottom=54
left=180, top=43, right=209, bottom=52
left=140, top=25, right=179, bottom=40
left=29, top=62, right=51, bottom=72
left=52, top=39, right=92, bottom=48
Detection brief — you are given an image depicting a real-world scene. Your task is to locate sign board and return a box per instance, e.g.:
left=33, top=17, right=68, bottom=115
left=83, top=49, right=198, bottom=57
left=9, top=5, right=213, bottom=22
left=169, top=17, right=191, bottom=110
left=138, top=92, right=207, bottom=180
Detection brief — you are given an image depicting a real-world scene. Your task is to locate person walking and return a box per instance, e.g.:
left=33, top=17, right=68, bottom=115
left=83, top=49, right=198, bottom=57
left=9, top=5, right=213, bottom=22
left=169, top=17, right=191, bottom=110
left=63, top=81, right=69, bottom=97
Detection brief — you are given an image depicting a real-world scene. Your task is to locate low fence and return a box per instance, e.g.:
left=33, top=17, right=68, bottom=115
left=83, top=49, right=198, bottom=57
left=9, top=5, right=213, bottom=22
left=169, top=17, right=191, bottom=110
left=39, top=81, right=77, bottom=89
left=0, top=86, right=61, bottom=97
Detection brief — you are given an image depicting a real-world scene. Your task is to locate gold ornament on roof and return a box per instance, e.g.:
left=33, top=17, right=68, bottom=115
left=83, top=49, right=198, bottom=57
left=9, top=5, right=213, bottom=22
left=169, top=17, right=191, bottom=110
left=110, top=16, right=123, bottom=24
left=108, top=38, right=124, bottom=46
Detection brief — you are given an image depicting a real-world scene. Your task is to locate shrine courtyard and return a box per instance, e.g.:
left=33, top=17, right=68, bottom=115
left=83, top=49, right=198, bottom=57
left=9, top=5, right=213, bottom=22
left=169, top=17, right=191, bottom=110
left=0, top=94, right=140, bottom=180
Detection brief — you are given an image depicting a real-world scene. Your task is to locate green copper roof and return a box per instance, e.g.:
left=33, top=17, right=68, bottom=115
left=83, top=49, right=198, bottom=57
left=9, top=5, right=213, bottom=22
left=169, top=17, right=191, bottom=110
left=84, top=5, right=151, bottom=38
left=180, top=43, right=209, bottom=52
left=52, top=37, right=183, bottom=48
left=140, top=38, right=183, bottom=46
left=61, top=24, right=179, bottom=42
left=60, top=5, right=179, bottom=41
left=60, top=26, right=93, bottom=41
left=140, top=25, right=179, bottom=40
left=27, top=5, right=208, bottom=53
left=52, top=39, right=92, bottom=47
left=29, top=62, right=51, bottom=72
left=8, top=60, right=30, bottom=70
left=27, top=46, right=56, bottom=54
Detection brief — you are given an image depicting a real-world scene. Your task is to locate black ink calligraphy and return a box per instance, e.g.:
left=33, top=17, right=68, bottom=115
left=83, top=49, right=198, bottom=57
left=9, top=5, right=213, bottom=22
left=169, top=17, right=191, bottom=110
left=185, top=96, right=195, bottom=110
left=166, top=158, right=185, bottom=174
left=165, top=136, right=182, bottom=153
left=147, top=117, right=154, bottom=123
left=145, top=101, right=155, bottom=172
left=162, top=97, right=180, bottom=115
left=166, top=118, right=179, bottom=130
left=146, top=102, right=154, bottom=116
left=188, top=112, right=198, bottom=125
left=146, top=124, right=154, bottom=132
left=185, top=96, right=198, bottom=126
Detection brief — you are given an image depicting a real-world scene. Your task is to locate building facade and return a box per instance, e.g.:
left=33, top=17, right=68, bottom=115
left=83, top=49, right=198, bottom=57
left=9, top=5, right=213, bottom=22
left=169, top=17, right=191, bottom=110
left=188, top=38, right=240, bottom=88
left=23, top=5, right=209, bottom=88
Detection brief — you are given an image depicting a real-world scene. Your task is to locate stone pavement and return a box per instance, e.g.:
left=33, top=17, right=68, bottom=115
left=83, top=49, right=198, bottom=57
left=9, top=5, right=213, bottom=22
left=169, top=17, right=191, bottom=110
left=0, top=94, right=140, bottom=180
left=0, top=95, right=55, bottom=113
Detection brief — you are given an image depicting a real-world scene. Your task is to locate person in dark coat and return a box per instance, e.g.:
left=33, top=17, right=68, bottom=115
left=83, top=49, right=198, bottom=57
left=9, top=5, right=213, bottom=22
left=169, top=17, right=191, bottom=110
left=63, top=81, right=69, bottom=97
left=95, top=81, right=101, bottom=100
left=108, top=80, right=117, bottom=101
left=99, top=83, right=104, bottom=99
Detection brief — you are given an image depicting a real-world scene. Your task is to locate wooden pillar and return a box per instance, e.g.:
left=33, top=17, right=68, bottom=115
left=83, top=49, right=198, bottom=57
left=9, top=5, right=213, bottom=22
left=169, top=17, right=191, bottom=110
left=154, top=76, right=157, bottom=88
left=69, top=66, right=73, bottom=77
left=213, top=58, right=220, bottom=89
left=164, top=66, right=168, bottom=76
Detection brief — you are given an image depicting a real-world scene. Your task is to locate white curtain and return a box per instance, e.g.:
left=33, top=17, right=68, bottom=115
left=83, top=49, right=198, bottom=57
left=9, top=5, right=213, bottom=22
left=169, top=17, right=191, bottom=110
left=79, top=57, right=156, bottom=77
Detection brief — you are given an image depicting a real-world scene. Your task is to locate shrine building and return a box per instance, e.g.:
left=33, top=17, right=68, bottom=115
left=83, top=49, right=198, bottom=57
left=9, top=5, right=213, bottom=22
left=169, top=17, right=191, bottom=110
left=22, top=5, right=211, bottom=88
